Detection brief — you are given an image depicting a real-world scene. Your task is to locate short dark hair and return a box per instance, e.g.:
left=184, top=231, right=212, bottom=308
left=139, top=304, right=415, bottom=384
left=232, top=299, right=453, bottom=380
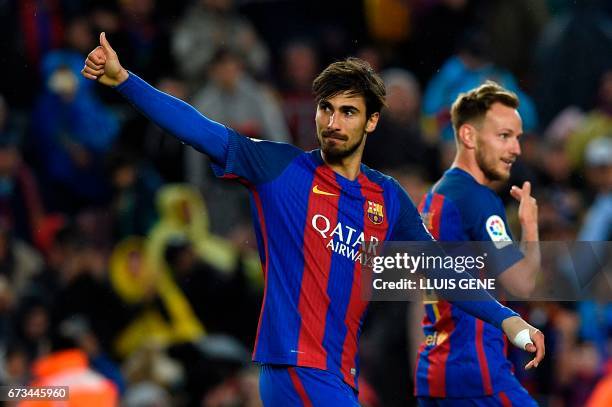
left=450, top=81, right=519, bottom=136
left=312, top=57, right=386, bottom=117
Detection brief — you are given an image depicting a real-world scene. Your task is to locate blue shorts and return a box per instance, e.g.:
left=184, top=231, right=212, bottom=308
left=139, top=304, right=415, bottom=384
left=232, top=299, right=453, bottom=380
left=259, top=364, right=359, bottom=407
left=417, top=386, right=538, bottom=406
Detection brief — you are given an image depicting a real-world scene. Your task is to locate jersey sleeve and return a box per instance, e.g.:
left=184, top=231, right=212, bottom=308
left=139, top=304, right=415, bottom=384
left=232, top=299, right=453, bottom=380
left=116, top=72, right=302, bottom=185
left=466, top=198, right=524, bottom=277
left=116, top=72, right=229, bottom=164
left=210, top=129, right=303, bottom=185
left=390, top=181, right=434, bottom=241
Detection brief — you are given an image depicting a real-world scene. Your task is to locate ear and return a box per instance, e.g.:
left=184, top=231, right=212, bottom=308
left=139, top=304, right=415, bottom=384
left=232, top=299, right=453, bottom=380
left=365, top=112, right=380, bottom=133
left=457, top=123, right=477, bottom=149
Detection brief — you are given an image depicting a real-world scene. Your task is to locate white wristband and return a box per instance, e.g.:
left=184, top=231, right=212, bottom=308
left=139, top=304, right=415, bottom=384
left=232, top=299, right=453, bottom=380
left=512, top=328, right=533, bottom=350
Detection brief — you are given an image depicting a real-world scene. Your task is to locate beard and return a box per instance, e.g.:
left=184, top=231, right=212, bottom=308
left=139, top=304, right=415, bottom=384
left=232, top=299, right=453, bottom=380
left=318, top=130, right=366, bottom=162
left=475, top=147, right=510, bottom=182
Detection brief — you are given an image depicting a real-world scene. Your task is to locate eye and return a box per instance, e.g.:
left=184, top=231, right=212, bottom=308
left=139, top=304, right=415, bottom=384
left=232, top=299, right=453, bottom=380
left=499, top=133, right=510, bottom=139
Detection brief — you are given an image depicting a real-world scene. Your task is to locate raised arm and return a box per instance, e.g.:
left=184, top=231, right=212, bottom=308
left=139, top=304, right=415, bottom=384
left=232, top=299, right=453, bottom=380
left=81, top=32, right=228, bottom=164
left=392, top=182, right=545, bottom=369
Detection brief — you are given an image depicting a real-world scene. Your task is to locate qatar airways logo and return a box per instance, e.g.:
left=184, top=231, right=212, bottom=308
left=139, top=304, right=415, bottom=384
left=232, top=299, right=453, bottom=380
left=311, top=214, right=379, bottom=266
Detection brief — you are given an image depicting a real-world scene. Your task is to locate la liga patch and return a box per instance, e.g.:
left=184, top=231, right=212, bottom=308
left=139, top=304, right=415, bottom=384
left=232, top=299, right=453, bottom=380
left=485, top=215, right=512, bottom=248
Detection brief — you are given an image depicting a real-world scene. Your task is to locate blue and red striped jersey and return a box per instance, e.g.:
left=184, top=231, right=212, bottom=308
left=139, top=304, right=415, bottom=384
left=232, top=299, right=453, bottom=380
left=415, top=167, right=524, bottom=397
left=213, top=130, right=434, bottom=389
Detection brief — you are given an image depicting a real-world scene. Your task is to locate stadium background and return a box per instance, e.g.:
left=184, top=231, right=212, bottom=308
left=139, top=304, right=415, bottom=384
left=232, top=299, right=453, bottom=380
left=0, top=0, right=610, bottom=405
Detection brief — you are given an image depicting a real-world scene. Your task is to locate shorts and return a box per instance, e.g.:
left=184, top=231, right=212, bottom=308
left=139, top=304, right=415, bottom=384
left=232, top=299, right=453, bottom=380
left=259, top=364, right=359, bottom=407
left=417, top=386, right=538, bottom=406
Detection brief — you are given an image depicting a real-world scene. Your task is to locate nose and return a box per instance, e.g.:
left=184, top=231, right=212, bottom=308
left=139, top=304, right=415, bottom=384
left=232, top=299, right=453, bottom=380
left=511, top=137, right=521, bottom=156
left=327, top=112, right=338, bottom=129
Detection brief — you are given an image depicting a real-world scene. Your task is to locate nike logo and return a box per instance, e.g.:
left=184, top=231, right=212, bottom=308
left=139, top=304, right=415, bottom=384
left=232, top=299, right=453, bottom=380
left=312, top=185, right=339, bottom=196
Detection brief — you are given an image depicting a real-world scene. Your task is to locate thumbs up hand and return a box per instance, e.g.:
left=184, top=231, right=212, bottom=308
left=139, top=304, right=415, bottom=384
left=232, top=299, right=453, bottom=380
left=81, top=32, right=129, bottom=87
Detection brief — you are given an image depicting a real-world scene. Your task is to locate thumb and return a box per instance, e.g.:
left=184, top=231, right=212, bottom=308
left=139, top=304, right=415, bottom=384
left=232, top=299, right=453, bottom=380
left=99, top=32, right=115, bottom=54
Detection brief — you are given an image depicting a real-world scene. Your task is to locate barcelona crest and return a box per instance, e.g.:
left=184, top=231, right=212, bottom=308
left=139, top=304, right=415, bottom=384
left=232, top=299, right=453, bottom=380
left=367, top=201, right=384, bottom=224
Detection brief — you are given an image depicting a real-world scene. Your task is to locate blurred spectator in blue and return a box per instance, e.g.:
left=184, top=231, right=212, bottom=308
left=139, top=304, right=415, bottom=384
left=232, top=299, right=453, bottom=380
left=574, top=137, right=612, bottom=298
left=363, top=68, right=436, bottom=177
left=579, top=137, right=612, bottom=240
left=172, top=0, right=270, bottom=84
left=533, top=0, right=612, bottom=126
left=279, top=40, right=320, bottom=150
left=30, top=18, right=119, bottom=213
left=577, top=299, right=612, bottom=369
left=422, top=28, right=538, bottom=143
left=0, top=96, right=46, bottom=244
left=108, top=150, right=162, bottom=240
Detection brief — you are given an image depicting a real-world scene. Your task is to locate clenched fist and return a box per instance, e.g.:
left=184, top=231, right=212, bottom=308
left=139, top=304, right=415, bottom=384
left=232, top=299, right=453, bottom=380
left=81, top=32, right=129, bottom=87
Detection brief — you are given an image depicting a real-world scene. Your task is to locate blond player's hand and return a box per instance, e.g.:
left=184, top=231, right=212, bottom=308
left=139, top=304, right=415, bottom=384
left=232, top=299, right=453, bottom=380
left=81, top=32, right=129, bottom=87
left=501, top=316, right=545, bottom=369
left=510, top=181, right=538, bottom=229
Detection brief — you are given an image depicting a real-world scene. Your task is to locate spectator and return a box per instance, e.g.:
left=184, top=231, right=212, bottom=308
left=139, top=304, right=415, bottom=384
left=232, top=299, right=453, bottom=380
left=108, top=150, right=162, bottom=240
left=533, top=1, right=612, bottom=126
left=172, top=0, right=269, bottom=83
left=422, top=28, right=538, bottom=143
left=0, top=225, right=44, bottom=299
left=165, top=237, right=260, bottom=346
left=20, top=328, right=119, bottom=407
left=362, top=68, right=435, bottom=177
left=30, top=36, right=120, bottom=212
left=279, top=40, right=320, bottom=150
left=566, top=70, right=612, bottom=175
left=191, top=49, right=289, bottom=142
left=0, top=97, right=45, bottom=244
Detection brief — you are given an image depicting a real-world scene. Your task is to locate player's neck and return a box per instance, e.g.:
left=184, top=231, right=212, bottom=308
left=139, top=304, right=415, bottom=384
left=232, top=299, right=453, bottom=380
left=321, top=152, right=362, bottom=181
left=451, top=156, right=492, bottom=187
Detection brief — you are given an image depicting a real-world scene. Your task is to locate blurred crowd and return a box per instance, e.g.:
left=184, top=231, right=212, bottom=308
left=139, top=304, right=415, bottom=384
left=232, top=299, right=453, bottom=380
left=0, top=0, right=610, bottom=406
